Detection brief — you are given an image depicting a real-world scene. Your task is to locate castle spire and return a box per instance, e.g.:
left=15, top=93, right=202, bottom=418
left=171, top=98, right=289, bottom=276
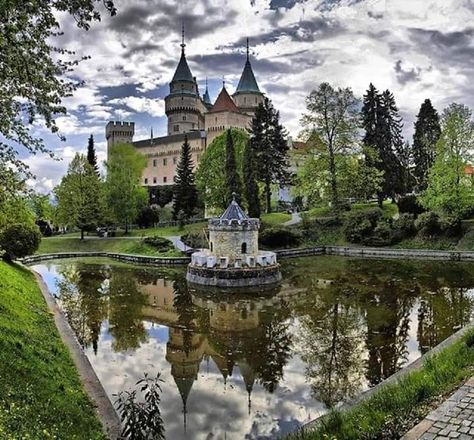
left=235, top=39, right=261, bottom=94
left=181, top=20, right=186, bottom=54
left=246, top=37, right=249, bottom=61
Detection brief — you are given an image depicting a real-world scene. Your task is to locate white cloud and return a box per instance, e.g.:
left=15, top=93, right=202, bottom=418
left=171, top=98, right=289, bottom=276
left=109, top=96, right=165, bottom=117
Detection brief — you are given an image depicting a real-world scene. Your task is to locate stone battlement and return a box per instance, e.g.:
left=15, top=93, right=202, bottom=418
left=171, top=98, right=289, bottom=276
left=208, top=218, right=259, bottom=231
left=106, top=121, right=135, bottom=127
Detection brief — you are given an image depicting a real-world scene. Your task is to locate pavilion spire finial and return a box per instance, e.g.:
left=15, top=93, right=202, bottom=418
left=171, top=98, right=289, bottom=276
left=246, top=37, right=249, bottom=61
left=181, top=20, right=186, bottom=54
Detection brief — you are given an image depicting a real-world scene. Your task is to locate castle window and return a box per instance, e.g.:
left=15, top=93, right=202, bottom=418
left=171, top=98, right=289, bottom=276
left=255, top=97, right=257, bottom=103
left=241, top=242, right=247, bottom=254
left=174, top=125, right=179, bottom=132
left=210, top=242, right=213, bottom=252
left=144, top=178, right=148, bottom=184
left=163, top=176, right=167, bottom=183
left=153, top=159, right=157, bottom=167
left=153, top=177, right=157, bottom=184
left=163, top=158, right=167, bottom=166
left=244, top=97, right=246, bottom=103
left=173, top=157, right=177, bottom=164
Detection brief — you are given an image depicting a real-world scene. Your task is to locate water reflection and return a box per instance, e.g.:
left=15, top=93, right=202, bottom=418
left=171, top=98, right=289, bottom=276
left=33, top=257, right=474, bottom=439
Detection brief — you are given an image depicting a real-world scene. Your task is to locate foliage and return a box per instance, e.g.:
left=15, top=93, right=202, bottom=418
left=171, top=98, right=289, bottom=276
left=0, top=0, right=115, bottom=181
left=106, top=143, right=147, bottom=233
left=0, top=223, right=41, bottom=260
left=361, top=84, right=406, bottom=201
left=343, top=208, right=383, bottom=243
left=137, top=206, right=160, bottom=229
left=181, top=230, right=209, bottom=249
left=392, top=213, right=416, bottom=238
left=251, top=97, right=290, bottom=213
left=28, top=192, right=54, bottom=221
left=259, top=227, right=302, bottom=248
left=301, top=83, right=360, bottom=211
left=142, top=236, right=174, bottom=252
left=55, top=153, right=105, bottom=239
left=196, top=129, right=248, bottom=211
left=225, top=129, right=243, bottom=205
left=412, top=99, right=441, bottom=191
left=0, top=194, right=35, bottom=233
left=173, top=136, right=198, bottom=220
left=36, top=219, right=53, bottom=237
left=114, top=373, right=165, bottom=440
left=419, top=103, right=474, bottom=220
left=243, top=139, right=261, bottom=217
left=0, top=261, right=105, bottom=438
left=149, top=185, right=174, bottom=207
left=415, top=211, right=441, bottom=236
left=87, top=134, right=99, bottom=175
left=397, top=194, right=425, bottom=216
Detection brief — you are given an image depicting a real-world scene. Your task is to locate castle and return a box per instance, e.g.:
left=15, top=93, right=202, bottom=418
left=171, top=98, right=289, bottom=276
left=105, top=33, right=264, bottom=187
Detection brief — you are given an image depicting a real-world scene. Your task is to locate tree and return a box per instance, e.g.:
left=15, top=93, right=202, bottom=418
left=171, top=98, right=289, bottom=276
left=0, top=223, right=42, bottom=260
left=55, top=154, right=104, bottom=239
left=412, top=99, right=441, bottom=191
left=225, top=129, right=243, bottom=205
left=419, top=103, right=474, bottom=220
left=196, top=129, right=248, bottom=212
left=243, top=140, right=260, bottom=218
left=0, top=1, right=115, bottom=180
left=29, top=193, right=54, bottom=222
left=251, top=98, right=290, bottom=213
left=87, top=134, right=99, bottom=175
left=301, top=83, right=359, bottom=212
left=361, top=85, right=404, bottom=203
left=173, top=136, right=197, bottom=220
left=106, top=143, right=147, bottom=234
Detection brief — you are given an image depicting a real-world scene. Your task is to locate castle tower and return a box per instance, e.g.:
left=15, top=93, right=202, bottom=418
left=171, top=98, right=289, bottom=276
left=105, top=121, right=135, bottom=157
left=232, top=39, right=264, bottom=116
left=165, top=25, right=206, bottom=135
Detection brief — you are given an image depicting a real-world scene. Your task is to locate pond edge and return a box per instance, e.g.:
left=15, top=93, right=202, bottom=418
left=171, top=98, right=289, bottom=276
left=25, top=265, right=122, bottom=440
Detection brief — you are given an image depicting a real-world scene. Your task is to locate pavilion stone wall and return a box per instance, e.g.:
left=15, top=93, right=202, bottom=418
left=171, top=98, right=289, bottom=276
left=209, top=228, right=258, bottom=260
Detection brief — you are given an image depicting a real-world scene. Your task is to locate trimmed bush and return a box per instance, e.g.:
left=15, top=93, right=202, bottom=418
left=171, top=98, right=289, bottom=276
left=137, top=206, right=160, bottom=228
left=439, top=216, right=462, bottom=237
left=142, top=236, right=174, bottom=252
left=259, top=227, right=302, bottom=248
left=343, top=208, right=383, bottom=243
left=363, top=220, right=393, bottom=247
left=0, top=223, right=42, bottom=260
left=397, top=195, right=425, bottom=216
left=181, top=231, right=209, bottom=249
left=393, top=213, right=416, bottom=238
left=415, top=212, right=441, bottom=236
left=36, top=219, right=53, bottom=237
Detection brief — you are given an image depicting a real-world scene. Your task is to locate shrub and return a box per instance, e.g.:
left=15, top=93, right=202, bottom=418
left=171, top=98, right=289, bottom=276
left=36, top=219, right=52, bottom=237
left=343, top=208, right=383, bottom=243
left=0, top=223, right=42, bottom=260
left=259, top=227, right=302, bottom=248
left=439, top=216, right=462, bottom=237
left=137, top=206, right=160, bottom=228
left=142, top=236, right=174, bottom=252
left=363, top=220, right=393, bottom=247
left=397, top=195, right=425, bottom=216
left=415, top=212, right=441, bottom=236
left=181, top=231, right=209, bottom=249
left=393, top=213, right=416, bottom=238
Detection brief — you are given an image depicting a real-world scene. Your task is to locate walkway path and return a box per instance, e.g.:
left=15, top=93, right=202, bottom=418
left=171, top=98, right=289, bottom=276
left=284, top=212, right=302, bottom=226
left=402, top=377, right=474, bottom=439
left=167, top=235, right=192, bottom=252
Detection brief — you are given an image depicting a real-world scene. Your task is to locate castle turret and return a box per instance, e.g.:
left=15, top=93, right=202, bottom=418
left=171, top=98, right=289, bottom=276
left=232, top=39, right=264, bottom=116
left=105, top=121, right=135, bottom=158
left=165, top=26, right=206, bottom=135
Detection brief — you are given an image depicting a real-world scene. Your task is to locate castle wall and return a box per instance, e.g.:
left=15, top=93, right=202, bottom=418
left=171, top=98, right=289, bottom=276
left=209, top=228, right=259, bottom=260
left=136, top=135, right=206, bottom=186
left=233, top=92, right=264, bottom=116
left=205, top=111, right=252, bottom=144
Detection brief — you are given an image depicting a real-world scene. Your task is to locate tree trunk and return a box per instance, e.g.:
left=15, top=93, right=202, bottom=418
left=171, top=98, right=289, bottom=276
left=81, top=228, right=84, bottom=240
left=265, top=180, right=272, bottom=213
left=125, top=221, right=129, bottom=235
left=329, top=152, right=339, bottom=214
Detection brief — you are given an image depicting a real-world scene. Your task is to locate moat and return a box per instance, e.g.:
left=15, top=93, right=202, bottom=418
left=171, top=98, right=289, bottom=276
left=32, top=256, right=474, bottom=440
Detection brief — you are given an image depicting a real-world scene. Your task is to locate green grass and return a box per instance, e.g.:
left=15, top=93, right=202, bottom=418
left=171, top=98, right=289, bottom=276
left=0, top=261, right=105, bottom=439
left=37, top=237, right=183, bottom=257
left=290, top=330, right=474, bottom=440
left=261, top=212, right=292, bottom=226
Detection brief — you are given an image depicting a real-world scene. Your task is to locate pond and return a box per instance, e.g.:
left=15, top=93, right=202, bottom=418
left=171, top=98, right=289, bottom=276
left=32, top=256, right=474, bottom=439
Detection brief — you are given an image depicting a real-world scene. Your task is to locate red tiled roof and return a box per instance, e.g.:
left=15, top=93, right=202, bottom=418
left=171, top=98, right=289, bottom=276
left=210, top=86, right=240, bottom=113
left=465, top=165, right=474, bottom=175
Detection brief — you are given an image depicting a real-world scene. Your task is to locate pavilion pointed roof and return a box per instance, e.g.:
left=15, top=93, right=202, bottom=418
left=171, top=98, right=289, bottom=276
left=220, top=197, right=248, bottom=221
left=210, top=85, right=240, bottom=113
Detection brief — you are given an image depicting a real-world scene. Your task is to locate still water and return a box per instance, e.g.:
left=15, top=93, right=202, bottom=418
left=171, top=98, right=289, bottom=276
left=32, top=256, right=474, bottom=439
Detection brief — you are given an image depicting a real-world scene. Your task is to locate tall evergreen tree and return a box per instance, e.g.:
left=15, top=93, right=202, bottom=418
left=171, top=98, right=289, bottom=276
left=87, top=134, right=99, bottom=175
left=173, top=135, right=197, bottom=220
left=250, top=97, right=290, bottom=213
left=243, top=140, right=260, bottom=218
left=225, top=129, right=243, bottom=205
left=412, top=99, right=441, bottom=191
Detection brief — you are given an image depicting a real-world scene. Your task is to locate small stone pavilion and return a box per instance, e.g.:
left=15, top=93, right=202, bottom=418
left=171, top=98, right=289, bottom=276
left=186, top=196, right=281, bottom=288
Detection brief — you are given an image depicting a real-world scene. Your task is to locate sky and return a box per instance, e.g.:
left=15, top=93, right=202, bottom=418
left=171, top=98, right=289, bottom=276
left=25, top=0, right=474, bottom=193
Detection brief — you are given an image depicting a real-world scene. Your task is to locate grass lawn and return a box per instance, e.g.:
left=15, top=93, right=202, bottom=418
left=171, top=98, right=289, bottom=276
left=37, top=237, right=183, bottom=256
left=290, top=330, right=474, bottom=440
left=0, top=261, right=105, bottom=439
left=261, top=212, right=292, bottom=226
left=304, top=201, right=398, bottom=220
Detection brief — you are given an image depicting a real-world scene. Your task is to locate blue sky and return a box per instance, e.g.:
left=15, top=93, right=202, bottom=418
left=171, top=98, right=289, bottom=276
left=25, top=0, right=474, bottom=192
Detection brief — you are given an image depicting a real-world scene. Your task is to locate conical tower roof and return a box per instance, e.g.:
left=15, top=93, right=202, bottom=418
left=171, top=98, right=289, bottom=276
left=220, top=197, right=248, bottom=221
left=171, top=49, right=194, bottom=83
left=203, top=87, right=212, bottom=106
left=235, top=40, right=261, bottom=94
left=210, top=85, right=240, bottom=113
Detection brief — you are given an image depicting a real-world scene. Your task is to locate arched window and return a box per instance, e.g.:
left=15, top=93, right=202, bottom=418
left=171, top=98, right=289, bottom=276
left=241, top=242, right=247, bottom=253
left=210, top=242, right=213, bottom=252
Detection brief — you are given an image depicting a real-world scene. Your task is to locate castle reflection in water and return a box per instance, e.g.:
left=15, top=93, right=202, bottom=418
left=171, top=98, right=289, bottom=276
left=38, top=256, right=474, bottom=437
